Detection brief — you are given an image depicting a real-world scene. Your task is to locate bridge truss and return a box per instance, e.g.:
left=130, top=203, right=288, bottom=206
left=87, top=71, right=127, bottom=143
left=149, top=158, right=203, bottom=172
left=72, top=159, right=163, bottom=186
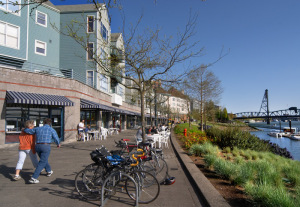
left=235, top=108, right=300, bottom=119
left=234, top=89, right=300, bottom=121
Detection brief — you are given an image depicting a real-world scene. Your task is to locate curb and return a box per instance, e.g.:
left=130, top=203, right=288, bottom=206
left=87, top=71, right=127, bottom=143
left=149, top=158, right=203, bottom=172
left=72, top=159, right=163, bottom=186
left=170, top=130, right=231, bottom=207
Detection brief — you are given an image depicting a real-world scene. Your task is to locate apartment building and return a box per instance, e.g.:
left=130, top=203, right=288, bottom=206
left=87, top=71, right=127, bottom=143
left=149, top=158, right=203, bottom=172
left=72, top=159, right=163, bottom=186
left=0, top=1, right=141, bottom=147
left=167, top=87, right=190, bottom=122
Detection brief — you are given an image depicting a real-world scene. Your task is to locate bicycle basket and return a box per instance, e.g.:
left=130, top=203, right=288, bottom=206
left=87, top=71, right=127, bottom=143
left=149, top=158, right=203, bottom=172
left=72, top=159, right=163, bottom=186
left=90, top=150, right=104, bottom=163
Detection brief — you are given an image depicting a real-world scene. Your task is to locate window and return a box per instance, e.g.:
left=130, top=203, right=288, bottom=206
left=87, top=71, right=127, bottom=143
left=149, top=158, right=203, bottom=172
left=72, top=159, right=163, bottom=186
left=100, top=48, right=108, bottom=66
left=36, top=11, right=47, bottom=27
left=87, top=16, right=94, bottom=33
left=0, top=0, right=20, bottom=14
left=87, top=71, right=94, bottom=87
left=87, top=42, right=94, bottom=60
left=101, top=22, right=108, bottom=42
left=118, top=86, right=124, bottom=97
left=80, top=110, right=97, bottom=129
left=5, top=106, right=49, bottom=143
left=35, top=40, right=46, bottom=56
left=100, top=74, right=108, bottom=92
left=0, top=21, right=19, bottom=49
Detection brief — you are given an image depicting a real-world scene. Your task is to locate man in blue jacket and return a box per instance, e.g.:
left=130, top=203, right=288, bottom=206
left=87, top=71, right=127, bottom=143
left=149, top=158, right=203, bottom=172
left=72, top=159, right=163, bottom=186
left=24, top=118, right=60, bottom=184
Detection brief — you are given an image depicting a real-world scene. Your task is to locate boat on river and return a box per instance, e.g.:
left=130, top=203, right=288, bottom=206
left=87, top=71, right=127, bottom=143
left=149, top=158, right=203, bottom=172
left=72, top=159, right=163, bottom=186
left=267, top=130, right=283, bottom=138
left=290, top=135, right=300, bottom=141
left=281, top=127, right=297, bottom=137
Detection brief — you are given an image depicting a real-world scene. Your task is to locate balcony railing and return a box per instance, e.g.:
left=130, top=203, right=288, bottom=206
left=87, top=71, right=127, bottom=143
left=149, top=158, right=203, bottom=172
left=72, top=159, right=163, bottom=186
left=20, top=62, right=96, bottom=88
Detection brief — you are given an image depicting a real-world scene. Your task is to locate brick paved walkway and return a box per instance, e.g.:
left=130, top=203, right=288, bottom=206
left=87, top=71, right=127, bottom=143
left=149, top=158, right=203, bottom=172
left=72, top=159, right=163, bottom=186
left=0, top=129, right=205, bottom=207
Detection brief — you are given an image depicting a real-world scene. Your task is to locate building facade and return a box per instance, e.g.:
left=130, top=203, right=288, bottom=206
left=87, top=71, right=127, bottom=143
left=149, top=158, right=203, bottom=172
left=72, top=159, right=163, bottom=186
left=167, top=87, right=190, bottom=122
left=0, top=1, right=142, bottom=148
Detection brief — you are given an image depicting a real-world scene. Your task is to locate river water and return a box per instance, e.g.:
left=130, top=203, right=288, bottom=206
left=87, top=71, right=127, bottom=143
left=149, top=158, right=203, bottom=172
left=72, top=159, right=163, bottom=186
left=249, top=121, right=300, bottom=161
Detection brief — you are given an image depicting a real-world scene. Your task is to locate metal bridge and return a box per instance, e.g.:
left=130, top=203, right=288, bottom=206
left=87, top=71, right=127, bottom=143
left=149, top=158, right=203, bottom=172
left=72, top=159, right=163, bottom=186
left=234, top=89, right=300, bottom=123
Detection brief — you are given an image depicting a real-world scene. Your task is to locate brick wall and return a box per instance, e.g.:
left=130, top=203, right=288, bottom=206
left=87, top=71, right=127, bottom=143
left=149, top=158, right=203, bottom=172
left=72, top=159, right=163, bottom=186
left=0, top=67, right=140, bottom=147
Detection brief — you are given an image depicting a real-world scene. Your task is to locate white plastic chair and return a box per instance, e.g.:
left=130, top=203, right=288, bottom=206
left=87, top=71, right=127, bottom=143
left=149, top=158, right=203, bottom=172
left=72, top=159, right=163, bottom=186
left=79, top=130, right=88, bottom=142
left=161, top=135, right=169, bottom=148
left=146, top=135, right=157, bottom=148
left=101, top=127, right=108, bottom=140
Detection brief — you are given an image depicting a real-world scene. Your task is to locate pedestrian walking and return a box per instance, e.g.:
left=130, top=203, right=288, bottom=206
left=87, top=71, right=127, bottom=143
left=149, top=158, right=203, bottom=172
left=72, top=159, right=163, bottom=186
left=24, top=118, right=60, bottom=184
left=13, top=120, right=39, bottom=181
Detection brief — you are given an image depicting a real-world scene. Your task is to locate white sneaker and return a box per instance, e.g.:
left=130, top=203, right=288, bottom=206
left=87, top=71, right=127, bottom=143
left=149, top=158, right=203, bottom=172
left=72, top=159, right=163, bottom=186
left=29, top=177, right=39, bottom=184
left=47, top=170, right=53, bottom=177
left=13, top=175, right=21, bottom=181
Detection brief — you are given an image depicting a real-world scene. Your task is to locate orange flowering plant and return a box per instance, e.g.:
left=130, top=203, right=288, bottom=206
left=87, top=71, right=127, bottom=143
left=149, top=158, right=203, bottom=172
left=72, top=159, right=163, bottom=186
left=178, top=131, right=207, bottom=149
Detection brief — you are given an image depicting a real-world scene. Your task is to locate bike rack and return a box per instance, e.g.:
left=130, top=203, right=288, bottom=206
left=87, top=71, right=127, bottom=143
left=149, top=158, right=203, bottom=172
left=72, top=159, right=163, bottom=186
left=100, top=171, right=139, bottom=207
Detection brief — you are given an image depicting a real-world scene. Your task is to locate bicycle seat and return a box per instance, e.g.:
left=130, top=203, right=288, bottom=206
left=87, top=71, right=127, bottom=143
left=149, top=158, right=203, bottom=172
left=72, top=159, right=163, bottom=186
left=122, top=139, right=130, bottom=142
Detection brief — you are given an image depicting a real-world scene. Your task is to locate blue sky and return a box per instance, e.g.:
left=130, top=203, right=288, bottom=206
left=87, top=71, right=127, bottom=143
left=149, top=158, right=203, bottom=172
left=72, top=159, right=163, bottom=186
left=51, top=0, right=300, bottom=113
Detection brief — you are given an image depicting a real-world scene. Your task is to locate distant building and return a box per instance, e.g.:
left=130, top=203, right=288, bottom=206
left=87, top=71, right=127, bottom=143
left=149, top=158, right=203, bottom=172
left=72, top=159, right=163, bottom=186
left=167, top=87, right=190, bottom=122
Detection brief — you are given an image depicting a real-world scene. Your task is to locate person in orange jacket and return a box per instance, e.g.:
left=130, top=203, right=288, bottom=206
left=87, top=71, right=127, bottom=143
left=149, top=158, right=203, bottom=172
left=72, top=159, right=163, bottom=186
left=13, top=120, right=39, bottom=181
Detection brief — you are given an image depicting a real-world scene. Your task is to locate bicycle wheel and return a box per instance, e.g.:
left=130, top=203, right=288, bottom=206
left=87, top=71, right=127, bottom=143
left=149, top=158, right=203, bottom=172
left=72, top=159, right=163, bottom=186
left=144, top=156, right=168, bottom=184
left=155, top=157, right=169, bottom=184
left=75, top=164, right=105, bottom=200
left=102, top=171, right=138, bottom=205
left=125, top=170, right=160, bottom=204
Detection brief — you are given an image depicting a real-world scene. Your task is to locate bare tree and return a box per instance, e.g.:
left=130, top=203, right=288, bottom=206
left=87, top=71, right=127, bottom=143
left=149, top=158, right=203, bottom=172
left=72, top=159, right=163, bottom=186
left=3, top=1, right=207, bottom=141
left=184, top=64, right=223, bottom=131
left=90, top=12, right=204, bottom=140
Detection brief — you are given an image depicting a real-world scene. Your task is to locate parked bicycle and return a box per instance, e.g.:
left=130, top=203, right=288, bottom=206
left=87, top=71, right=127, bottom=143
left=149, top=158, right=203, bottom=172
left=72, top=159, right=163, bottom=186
left=75, top=146, right=160, bottom=204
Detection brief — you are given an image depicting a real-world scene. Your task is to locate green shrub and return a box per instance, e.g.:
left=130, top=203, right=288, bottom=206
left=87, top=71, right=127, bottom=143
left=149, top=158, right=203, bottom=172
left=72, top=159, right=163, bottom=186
left=244, top=152, right=252, bottom=160
left=204, top=154, right=218, bottom=168
left=232, top=162, right=255, bottom=186
left=232, top=147, right=240, bottom=157
left=251, top=151, right=259, bottom=160
left=205, top=127, right=271, bottom=152
left=245, top=183, right=295, bottom=207
left=282, top=164, right=300, bottom=187
left=250, top=160, right=283, bottom=187
left=213, top=158, right=237, bottom=180
left=189, top=144, right=203, bottom=156
left=234, top=155, right=244, bottom=164
left=223, top=147, right=231, bottom=153
left=200, top=142, right=220, bottom=155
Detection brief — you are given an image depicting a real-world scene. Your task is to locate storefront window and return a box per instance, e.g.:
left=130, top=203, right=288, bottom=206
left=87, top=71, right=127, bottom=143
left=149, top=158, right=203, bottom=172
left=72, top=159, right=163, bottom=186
left=80, top=110, right=97, bottom=129
left=5, top=105, right=63, bottom=143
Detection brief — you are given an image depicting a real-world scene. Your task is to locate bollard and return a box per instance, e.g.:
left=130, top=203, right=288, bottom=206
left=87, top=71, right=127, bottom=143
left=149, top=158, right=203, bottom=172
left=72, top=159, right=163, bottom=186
left=183, top=128, right=187, bottom=137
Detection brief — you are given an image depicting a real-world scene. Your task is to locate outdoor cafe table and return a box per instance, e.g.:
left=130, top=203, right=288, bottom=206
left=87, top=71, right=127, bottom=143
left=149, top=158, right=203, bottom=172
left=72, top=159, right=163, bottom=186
left=87, top=130, right=99, bottom=140
left=109, top=128, right=119, bottom=135
left=146, top=134, right=163, bottom=148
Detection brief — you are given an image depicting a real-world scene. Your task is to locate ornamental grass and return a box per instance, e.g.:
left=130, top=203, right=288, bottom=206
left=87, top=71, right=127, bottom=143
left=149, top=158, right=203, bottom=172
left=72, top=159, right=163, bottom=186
left=189, top=142, right=300, bottom=207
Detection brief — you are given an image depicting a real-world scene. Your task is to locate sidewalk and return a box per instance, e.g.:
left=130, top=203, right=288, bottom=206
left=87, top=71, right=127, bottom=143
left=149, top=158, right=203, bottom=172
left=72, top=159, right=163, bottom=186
left=0, top=129, right=205, bottom=207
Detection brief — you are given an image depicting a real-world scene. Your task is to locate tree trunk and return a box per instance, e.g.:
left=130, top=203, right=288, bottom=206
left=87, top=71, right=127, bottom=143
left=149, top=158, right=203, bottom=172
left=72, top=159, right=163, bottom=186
left=140, top=91, right=146, bottom=142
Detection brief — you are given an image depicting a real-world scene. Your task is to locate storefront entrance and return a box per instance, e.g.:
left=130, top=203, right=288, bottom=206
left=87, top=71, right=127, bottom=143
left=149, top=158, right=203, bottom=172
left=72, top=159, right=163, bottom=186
left=5, top=106, right=64, bottom=143
left=50, top=108, right=64, bottom=141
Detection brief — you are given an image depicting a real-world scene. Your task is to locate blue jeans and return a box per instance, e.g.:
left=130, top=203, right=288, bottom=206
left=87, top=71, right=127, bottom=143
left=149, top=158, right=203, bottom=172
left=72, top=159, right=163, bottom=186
left=32, top=144, right=51, bottom=179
